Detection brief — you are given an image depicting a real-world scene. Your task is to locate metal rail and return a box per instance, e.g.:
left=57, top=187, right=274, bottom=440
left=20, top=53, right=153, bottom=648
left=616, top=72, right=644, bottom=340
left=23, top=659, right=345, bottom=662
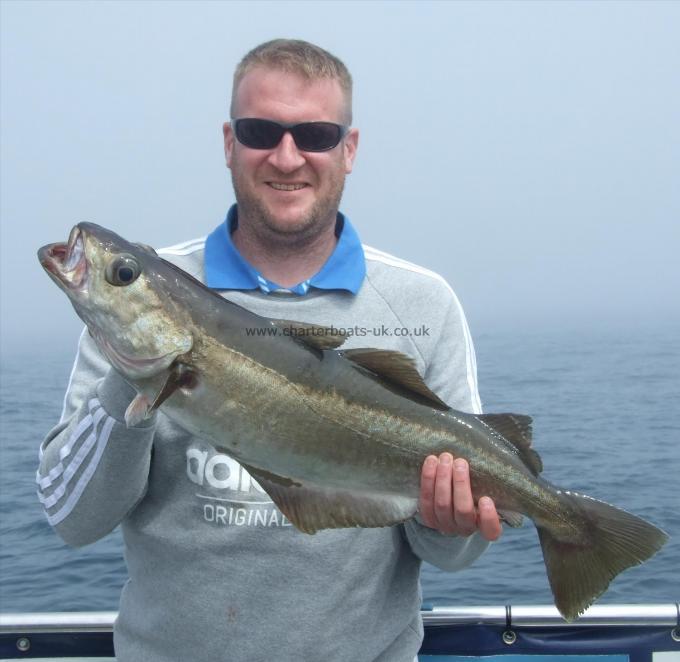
left=1, top=604, right=678, bottom=633
left=0, top=612, right=116, bottom=634
left=421, top=603, right=680, bottom=627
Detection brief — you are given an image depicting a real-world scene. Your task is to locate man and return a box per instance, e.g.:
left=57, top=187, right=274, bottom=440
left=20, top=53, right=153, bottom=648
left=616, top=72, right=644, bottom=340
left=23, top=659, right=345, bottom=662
left=38, top=39, right=501, bottom=662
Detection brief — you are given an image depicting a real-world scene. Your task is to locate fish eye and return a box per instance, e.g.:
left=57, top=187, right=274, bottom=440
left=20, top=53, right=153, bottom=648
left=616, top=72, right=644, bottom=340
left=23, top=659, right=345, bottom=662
left=105, top=254, right=141, bottom=286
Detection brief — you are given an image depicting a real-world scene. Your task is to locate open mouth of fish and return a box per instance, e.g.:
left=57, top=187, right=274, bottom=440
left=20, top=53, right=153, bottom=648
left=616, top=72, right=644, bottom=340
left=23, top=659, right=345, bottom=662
left=38, top=225, right=88, bottom=291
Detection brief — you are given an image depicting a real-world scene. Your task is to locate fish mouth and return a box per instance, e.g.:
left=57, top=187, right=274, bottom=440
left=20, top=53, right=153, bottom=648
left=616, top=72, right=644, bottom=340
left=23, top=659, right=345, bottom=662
left=38, top=225, right=88, bottom=292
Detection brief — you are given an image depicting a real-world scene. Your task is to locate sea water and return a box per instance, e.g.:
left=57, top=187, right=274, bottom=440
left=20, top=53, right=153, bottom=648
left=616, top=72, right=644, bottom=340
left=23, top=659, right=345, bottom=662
left=1, top=325, right=678, bottom=612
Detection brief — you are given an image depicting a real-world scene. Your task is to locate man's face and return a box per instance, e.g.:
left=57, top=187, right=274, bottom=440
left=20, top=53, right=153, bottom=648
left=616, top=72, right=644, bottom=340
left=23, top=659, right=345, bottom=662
left=224, top=67, right=358, bottom=245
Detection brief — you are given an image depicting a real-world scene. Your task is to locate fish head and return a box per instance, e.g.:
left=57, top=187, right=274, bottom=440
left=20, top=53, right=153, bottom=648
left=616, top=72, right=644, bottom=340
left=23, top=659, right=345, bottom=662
left=38, top=222, right=193, bottom=381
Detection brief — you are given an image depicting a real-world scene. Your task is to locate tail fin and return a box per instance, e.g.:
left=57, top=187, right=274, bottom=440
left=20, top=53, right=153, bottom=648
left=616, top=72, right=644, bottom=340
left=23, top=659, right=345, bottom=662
left=537, top=492, right=668, bottom=622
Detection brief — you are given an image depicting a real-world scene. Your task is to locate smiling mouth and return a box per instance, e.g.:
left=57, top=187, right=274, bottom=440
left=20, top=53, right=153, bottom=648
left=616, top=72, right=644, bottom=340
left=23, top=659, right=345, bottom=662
left=267, top=182, right=309, bottom=191
left=38, top=225, right=88, bottom=291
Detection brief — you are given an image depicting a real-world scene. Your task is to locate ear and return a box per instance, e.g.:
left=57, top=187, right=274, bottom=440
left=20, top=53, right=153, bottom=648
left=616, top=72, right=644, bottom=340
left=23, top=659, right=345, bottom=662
left=223, top=122, right=235, bottom=168
left=343, top=128, right=359, bottom=174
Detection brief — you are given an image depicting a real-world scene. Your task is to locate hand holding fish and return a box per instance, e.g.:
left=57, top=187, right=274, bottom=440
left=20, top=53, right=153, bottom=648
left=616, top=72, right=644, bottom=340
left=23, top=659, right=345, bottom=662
left=419, top=455, right=502, bottom=540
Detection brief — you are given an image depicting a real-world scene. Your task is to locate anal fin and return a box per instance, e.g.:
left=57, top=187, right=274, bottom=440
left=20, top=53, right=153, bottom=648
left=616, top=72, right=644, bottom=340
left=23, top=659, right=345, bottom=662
left=498, top=509, right=524, bottom=528
left=243, top=464, right=417, bottom=534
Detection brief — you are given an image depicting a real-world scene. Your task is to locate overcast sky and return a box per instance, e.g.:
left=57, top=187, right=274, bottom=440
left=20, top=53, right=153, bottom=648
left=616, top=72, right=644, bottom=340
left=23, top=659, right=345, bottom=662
left=1, top=0, right=678, bottom=355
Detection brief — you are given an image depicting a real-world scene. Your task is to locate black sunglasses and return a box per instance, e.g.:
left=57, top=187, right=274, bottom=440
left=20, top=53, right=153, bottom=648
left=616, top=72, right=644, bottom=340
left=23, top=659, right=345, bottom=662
left=232, top=118, right=349, bottom=152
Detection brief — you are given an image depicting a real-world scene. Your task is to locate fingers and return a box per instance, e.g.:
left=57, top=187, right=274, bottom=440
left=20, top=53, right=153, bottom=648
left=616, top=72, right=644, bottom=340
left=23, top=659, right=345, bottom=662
left=418, top=455, right=438, bottom=529
left=433, top=453, right=457, bottom=534
left=418, top=454, right=502, bottom=540
left=478, top=496, right=502, bottom=541
left=451, top=458, right=476, bottom=536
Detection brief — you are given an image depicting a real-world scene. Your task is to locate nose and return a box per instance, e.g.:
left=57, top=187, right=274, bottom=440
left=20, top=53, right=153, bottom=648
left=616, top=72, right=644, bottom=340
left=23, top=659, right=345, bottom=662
left=266, top=131, right=306, bottom=173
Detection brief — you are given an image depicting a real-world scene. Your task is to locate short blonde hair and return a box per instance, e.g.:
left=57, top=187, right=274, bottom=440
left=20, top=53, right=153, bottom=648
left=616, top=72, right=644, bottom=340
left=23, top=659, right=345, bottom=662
left=231, top=39, right=353, bottom=124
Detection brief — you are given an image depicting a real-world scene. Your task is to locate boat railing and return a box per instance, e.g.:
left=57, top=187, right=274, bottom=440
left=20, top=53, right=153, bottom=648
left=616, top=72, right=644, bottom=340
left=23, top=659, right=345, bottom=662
left=1, top=604, right=678, bottom=659
left=1, top=603, right=678, bottom=633
left=421, top=602, right=680, bottom=627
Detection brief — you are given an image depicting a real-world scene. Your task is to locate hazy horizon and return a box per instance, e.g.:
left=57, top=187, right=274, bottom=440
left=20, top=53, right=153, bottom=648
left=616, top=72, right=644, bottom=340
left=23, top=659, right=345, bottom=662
left=2, top=1, right=679, bottom=357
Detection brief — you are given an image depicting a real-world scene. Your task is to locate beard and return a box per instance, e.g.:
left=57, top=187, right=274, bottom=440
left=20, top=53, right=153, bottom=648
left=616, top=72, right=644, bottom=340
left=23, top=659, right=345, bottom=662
left=230, top=162, right=346, bottom=252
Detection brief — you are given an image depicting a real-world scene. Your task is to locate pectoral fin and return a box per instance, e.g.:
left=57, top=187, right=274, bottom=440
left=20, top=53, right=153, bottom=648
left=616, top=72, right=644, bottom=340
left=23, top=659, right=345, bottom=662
left=243, top=464, right=417, bottom=534
left=124, top=393, right=153, bottom=428
left=124, top=363, right=195, bottom=428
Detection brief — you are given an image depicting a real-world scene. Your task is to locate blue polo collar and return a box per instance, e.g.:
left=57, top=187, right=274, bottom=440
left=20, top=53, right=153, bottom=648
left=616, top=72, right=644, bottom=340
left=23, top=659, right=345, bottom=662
left=204, top=205, right=365, bottom=294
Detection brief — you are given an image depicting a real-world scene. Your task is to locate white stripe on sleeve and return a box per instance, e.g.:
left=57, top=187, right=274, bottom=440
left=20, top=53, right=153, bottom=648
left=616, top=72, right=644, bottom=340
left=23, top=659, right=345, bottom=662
left=38, top=407, right=107, bottom=507
left=45, top=415, right=116, bottom=526
left=37, top=399, right=102, bottom=489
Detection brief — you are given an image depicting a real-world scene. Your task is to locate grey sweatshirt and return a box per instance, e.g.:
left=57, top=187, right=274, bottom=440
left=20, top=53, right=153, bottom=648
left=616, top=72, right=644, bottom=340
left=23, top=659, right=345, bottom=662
left=37, top=238, right=488, bottom=662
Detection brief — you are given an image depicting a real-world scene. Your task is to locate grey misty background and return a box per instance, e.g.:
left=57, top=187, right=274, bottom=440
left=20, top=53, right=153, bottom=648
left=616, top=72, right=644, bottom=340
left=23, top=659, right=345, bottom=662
left=1, top=1, right=679, bottom=357
left=1, top=1, right=679, bottom=614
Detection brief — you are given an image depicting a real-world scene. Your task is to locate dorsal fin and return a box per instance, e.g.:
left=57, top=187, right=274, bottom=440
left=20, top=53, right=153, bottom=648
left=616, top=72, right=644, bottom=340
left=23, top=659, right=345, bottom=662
left=341, top=348, right=450, bottom=411
left=478, top=413, right=533, bottom=446
left=476, top=413, right=542, bottom=475
left=270, top=319, right=347, bottom=350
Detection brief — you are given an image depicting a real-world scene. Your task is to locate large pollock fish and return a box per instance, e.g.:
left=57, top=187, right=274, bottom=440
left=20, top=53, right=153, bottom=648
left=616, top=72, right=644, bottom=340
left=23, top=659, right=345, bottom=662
left=38, top=222, right=668, bottom=621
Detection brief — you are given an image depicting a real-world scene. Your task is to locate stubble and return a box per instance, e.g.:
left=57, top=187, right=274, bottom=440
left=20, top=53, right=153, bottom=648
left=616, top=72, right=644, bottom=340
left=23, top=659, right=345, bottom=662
left=230, top=161, right=346, bottom=254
